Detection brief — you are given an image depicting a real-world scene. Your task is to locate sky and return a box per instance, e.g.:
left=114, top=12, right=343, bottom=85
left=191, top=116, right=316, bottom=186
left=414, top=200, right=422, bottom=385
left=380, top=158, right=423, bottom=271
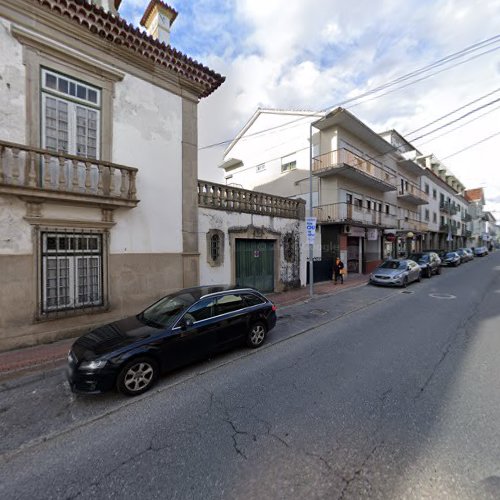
left=120, top=0, right=500, bottom=219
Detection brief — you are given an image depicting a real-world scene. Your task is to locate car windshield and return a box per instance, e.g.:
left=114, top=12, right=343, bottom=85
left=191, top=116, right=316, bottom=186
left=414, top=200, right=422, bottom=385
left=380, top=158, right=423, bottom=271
left=380, top=261, right=405, bottom=270
left=445, top=253, right=456, bottom=258
left=139, top=293, right=196, bottom=328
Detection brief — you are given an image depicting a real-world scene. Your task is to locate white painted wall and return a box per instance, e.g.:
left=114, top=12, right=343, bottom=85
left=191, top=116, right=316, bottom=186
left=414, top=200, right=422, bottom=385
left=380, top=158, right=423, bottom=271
left=198, top=208, right=307, bottom=288
left=111, top=74, right=183, bottom=254
left=0, top=19, right=26, bottom=144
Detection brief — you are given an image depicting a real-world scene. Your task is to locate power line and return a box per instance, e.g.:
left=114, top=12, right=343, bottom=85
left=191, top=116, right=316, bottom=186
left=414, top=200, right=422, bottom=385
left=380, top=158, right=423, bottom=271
left=198, top=34, right=500, bottom=151
left=440, top=130, right=500, bottom=160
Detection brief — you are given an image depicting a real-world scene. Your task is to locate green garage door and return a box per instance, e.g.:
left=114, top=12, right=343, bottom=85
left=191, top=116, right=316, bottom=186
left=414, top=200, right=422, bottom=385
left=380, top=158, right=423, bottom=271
left=236, top=239, right=274, bottom=293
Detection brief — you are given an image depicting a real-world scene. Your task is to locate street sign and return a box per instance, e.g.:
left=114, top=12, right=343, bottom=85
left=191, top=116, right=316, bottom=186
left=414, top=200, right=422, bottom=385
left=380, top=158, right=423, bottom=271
left=306, top=217, right=317, bottom=245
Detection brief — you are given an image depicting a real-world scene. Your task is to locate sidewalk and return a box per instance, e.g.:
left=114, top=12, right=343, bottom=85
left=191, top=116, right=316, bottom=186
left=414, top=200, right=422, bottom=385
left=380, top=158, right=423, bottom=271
left=0, top=274, right=368, bottom=381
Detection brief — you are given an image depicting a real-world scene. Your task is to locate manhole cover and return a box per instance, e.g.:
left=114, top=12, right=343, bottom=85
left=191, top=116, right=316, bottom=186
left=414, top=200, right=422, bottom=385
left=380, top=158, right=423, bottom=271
left=429, top=293, right=456, bottom=299
left=309, top=309, right=328, bottom=316
left=401, top=290, right=414, bottom=294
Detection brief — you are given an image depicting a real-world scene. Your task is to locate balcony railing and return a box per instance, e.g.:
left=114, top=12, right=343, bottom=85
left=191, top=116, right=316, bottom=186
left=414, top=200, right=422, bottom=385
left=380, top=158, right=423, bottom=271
left=439, top=202, right=458, bottom=215
left=439, top=224, right=458, bottom=235
left=397, top=182, right=429, bottom=205
left=313, top=202, right=396, bottom=227
left=198, top=181, right=305, bottom=220
left=461, top=213, right=472, bottom=222
left=0, top=139, right=138, bottom=208
left=399, top=217, right=428, bottom=232
left=312, top=148, right=397, bottom=191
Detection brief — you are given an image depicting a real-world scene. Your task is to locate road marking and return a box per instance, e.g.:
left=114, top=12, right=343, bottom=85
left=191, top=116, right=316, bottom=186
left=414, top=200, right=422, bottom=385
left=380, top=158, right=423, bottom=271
left=429, top=293, right=456, bottom=299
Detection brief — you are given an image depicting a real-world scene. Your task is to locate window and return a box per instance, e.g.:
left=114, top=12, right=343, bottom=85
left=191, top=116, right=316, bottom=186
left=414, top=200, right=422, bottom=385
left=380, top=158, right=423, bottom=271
left=424, top=183, right=429, bottom=194
left=366, top=200, right=371, bottom=211
left=210, top=234, right=220, bottom=262
left=433, top=189, right=437, bottom=199
left=355, top=198, right=362, bottom=208
left=41, top=69, right=101, bottom=159
left=41, top=231, right=103, bottom=313
left=243, top=293, right=265, bottom=307
left=185, top=297, right=216, bottom=322
left=433, top=212, right=437, bottom=223
left=425, top=209, right=430, bottom=221
left=215, top=294, right=244, bottom=315
left=385, top=204, right=390, bottom=215
left=346, top=193, right=353, bottom=204
left=256, top=164, right=266, bottom=173
left=281, top=159, right=296, bottom=173
left=206, top=229, right=224, bottom=266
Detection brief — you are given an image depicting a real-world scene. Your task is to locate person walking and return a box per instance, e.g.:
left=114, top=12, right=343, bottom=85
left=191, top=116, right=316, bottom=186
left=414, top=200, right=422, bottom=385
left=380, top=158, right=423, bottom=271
left=333, top=257, right=345, bottom=284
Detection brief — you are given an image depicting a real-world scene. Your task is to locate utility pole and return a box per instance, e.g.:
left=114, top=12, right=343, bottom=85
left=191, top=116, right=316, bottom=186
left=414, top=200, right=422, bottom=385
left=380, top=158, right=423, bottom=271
left=309, top=123, right=314, bottom=298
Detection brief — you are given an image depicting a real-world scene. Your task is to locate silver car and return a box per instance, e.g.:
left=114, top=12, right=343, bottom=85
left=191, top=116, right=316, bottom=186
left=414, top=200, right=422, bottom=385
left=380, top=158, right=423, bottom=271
left=369, top=259, right=422, bottom=288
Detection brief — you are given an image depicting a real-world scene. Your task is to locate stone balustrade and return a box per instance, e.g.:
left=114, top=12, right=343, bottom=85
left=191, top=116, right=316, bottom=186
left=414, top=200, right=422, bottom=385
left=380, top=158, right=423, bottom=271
left=0, top=139, right=138, bottom=207
left=198, top=181, right=305, bottom=220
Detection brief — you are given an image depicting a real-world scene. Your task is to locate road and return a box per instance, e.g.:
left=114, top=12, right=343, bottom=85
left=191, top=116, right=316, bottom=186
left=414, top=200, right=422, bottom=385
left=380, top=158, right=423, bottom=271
left=1, top=253, right=499, bottom=499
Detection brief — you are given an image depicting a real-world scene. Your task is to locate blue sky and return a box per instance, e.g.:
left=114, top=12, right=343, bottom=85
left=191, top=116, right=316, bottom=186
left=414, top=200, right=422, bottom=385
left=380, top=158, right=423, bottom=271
left=119, top=0, right=500, bottom=216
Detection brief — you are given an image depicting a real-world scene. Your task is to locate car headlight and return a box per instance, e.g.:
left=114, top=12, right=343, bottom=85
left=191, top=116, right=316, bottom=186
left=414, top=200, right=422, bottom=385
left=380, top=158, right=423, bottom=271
left=79, top=360, right=108, bottom=370
left=394, top=273, right=404, bottom=279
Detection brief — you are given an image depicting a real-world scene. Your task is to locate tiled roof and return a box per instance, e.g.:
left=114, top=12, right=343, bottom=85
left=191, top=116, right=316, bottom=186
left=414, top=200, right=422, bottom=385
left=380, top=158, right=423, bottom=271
left=140, top=0, right=177, bottom=27
left=463, top=188, right=484, bottom=202
left=36, top=0, right=225, bottom=97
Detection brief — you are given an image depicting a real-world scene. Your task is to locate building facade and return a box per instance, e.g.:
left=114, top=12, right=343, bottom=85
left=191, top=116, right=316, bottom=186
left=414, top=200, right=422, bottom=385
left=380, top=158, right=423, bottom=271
left=0, top=0, right=224, bottom=350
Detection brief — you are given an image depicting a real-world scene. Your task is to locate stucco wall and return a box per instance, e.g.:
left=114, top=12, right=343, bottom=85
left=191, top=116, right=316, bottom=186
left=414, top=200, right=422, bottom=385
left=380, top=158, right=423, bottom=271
left=0, top=196, right=32, bottom=255
left=198, top=208, right=306, bottom=290
left=0, top=19, right=26, bottom=144
left=111, top=73, right=183, bottom=254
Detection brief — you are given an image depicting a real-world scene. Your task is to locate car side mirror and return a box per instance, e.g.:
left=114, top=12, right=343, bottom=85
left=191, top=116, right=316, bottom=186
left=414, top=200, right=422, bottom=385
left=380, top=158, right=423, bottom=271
left=180, top=317, right=194, bottom=330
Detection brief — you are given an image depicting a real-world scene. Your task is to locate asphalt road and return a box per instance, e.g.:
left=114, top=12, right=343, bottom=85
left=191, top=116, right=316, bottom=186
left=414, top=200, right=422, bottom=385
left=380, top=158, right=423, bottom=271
left=1, top=253, right=499, bottom=499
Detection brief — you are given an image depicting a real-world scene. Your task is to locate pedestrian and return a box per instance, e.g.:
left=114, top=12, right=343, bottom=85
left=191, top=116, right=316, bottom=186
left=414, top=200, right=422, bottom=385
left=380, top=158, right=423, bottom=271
left=333, top=256, right=345, bottom=284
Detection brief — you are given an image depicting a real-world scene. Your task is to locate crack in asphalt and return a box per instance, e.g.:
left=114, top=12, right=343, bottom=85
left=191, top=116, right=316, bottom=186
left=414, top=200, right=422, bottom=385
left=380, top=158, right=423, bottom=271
left=337, top=443, right=380, bottom=500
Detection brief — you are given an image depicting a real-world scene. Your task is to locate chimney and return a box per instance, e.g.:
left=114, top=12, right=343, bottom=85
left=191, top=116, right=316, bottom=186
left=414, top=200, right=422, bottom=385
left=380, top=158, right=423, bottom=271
left=90, top=0, right=122, bottom=15
left=141, top=1, right=178, bottom=46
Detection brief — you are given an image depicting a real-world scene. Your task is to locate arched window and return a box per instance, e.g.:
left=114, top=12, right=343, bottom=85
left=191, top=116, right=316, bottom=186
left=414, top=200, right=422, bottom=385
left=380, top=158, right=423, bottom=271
left=210, top=233, right=220, bottom=262
left=207, top=230, right=224, bottom=266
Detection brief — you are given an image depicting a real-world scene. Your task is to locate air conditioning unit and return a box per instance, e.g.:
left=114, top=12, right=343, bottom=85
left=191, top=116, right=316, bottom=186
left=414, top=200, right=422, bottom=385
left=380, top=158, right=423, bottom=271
left=343, top=225, right=351, bottom=234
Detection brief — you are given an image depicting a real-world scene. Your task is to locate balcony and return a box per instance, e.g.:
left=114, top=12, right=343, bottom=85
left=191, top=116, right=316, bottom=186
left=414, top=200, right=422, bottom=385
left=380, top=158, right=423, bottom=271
left=0, top=140, right=138, bottom=208
left=399, top=217, right=428, bottom=233
left=313, top=202, right=396, bottom=227
left=312, top=148, right=397, bottom=192
left=440, top=202, right=458, bottom=215
left=198, top=181, right=305, bottom=220
left=465, top=230, right=472, bottom=237
left=439, top=224, right=458, bottom=235
left=397, top=182, right=429, bottom=205
left=461, top=213, right=472, bottom=222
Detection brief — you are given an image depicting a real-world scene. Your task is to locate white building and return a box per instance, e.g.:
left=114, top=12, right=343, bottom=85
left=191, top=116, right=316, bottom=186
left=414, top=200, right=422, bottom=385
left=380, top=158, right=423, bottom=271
left=0, top=0, right=224, bottom=350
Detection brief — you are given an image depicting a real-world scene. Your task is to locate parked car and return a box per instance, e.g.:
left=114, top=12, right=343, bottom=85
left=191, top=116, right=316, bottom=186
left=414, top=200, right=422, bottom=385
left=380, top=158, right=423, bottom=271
left=474, top=246, right=489, bottom=257
left=369, top=259, right=421, bottom=288
left=440, top=251, right=461, bottom=267
left=456, top=248, right=472, bottom=262
left=462, top=248, right=474, bottom=259
left=408, top=252, right=442, bottom=278
left=67, top=286, right=277, bottom=396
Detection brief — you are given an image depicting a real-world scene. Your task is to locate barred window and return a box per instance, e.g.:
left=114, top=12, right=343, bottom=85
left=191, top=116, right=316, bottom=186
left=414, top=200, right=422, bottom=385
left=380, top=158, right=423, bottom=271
left=284, top=233, right=296, bottom=263
left=41, top=231, right=103, bottom=313
left=207, top=229, right=224, bottom=267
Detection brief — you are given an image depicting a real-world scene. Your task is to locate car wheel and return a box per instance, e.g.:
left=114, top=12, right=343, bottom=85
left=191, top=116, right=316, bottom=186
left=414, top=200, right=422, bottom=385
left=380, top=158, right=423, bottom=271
left=247, top=322, right=267, bottom=348
left=116, top=357, right=159, bottom=396
left=427, top=267, right=432, bottom=278
left=401, top=276, right=408, bottom=288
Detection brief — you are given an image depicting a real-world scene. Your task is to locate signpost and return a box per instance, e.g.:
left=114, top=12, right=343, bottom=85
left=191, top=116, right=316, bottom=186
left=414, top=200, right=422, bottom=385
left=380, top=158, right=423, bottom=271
left=306, top=217, right=317, bottom=245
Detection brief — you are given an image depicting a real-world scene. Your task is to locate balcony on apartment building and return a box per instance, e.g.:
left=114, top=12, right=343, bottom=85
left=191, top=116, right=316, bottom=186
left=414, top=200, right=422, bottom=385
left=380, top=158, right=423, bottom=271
left=0, top=139, right=138, bottom=208
left=439, top=223, right=458, bottom=235
left=198, top=181, right=305, bottom=220
left=461, top=212, right=472, bottom=222
left=312, top=148, right=397, bottom=192
left=397, top=181, right=429, bottom=205
left=439, top=201, right=459, bottom=215
left=313, top=202, right=396, bottom=227
left=399, top=216, right=428, bottom=233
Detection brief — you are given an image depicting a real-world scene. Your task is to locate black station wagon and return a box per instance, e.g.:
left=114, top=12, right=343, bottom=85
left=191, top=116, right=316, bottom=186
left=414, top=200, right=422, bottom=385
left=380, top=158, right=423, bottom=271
left=67, top=286, right=277, bottom=396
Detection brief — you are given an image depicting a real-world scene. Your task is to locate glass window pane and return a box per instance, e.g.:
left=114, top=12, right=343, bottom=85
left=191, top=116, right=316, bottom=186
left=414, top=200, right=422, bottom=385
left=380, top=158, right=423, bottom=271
left=77, top=85, right=86, bottom=100
left=58, top=78, right=69, bottom=94
left=88, top=89, right=97, bottom=103
left=45, top=73, right=57, bottom=89
left=69, top=82, right=76, bottom=96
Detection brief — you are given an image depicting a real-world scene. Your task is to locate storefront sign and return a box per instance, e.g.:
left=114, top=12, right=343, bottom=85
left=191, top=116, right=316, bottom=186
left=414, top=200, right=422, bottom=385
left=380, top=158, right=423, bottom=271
left=367, top=228, right=379, bottom=241
left=349, top=226, right=366, bottom=237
